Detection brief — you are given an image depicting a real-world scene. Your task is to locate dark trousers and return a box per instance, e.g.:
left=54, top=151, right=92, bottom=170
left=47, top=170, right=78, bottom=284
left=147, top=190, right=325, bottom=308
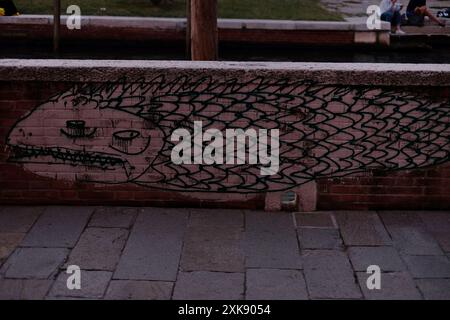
left=381, top=10, right=401, bottom=26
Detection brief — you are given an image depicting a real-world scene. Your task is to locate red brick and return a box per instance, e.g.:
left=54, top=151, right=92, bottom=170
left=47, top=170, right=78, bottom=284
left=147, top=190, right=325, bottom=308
left=1, top=190, right=23, bottom=198
left=28, top=181, right=53, bottom=189
left=115, top=191, right=135, bottom=201
left=26, top=190, right=58, bottom=199
left=78, top=191, right=115, bottom=200
left=1, top=180, right=29, bottom=189
left=59, top=190, right=79, bottom=199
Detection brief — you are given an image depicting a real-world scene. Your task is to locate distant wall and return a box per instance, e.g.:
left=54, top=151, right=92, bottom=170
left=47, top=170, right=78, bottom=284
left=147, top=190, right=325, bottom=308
left=0, top=15, right=391, bottom=46
left=1, top=60, right=449, bottom=210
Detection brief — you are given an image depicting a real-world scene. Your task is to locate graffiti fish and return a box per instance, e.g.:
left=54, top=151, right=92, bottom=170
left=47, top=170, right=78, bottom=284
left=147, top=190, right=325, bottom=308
left=6, top=75, right=450, bottom=193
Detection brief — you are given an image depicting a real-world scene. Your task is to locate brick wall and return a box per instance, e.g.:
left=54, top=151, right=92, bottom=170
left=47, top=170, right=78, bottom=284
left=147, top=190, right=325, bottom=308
left=317, top=167, right=450, bottom=210
left=0, top=80, right=265, bottom=209
left=0, top=60, right=449, bottom=211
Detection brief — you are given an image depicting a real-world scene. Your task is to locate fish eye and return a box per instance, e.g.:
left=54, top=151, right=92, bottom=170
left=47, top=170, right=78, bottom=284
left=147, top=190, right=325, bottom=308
left=111, top=130, right=145, bottom=154
left=113, top=130, right=140, bottom=141
left=67, top=120, right=86, bottom=128
left=61, top=120, right=97, bottom=138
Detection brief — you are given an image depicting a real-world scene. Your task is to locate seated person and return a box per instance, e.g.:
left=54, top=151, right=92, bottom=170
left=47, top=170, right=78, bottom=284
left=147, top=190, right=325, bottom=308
left=0, top=0, right=19, bottom=16
left=380, top=0, right=405, bottom=34
left=406, top=0, right=445, bottom=26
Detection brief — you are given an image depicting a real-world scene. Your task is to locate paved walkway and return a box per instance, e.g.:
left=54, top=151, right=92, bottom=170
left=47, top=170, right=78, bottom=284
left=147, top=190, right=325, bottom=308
left=323, top=0, right=450, bottom=35
left=0, top=206, right=449, bottom=300
left=321, top=0, right=450, bottom=18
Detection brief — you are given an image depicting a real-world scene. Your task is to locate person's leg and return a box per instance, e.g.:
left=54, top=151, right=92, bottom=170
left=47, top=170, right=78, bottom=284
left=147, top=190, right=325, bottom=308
left=407, top=9, right=424, bottom=26
left=381, top=11, right=396, bottom=32
left=392, top=10, right=405, bottom=33
left=380, top=11, right=393, bottom=22
left=417, top=5, right=445, bottom=25
left=392, top=10, right=401, bottom=26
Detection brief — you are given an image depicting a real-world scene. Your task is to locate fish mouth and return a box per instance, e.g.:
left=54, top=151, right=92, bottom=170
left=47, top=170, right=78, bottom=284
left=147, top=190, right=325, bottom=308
left=8, top=144, right=130, bottom=171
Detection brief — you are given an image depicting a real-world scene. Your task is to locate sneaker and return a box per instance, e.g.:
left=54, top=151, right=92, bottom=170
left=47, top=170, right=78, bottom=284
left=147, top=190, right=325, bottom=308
left=437, top=10, right=450, bottom=18
left=396, top=29, right=406, bottom=34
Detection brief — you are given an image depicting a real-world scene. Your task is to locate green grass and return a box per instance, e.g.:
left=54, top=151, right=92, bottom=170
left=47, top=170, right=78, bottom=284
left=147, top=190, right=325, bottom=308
left=13, top=0, right=342, bottom=21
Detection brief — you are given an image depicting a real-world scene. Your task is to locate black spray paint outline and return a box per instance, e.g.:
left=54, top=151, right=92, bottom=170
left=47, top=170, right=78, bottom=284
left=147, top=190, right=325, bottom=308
left=5, top=75, right=450, bottom=193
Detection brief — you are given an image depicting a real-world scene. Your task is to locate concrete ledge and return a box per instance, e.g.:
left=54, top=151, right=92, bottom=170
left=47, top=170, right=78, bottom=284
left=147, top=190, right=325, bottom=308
left=0, top=15, right=391, bottom=46
left=1, top=59, right=449, bottom=86
left=0, top=15, right=390, bottom=31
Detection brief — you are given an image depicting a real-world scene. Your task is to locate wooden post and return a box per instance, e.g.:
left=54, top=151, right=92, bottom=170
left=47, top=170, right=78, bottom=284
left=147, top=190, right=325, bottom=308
left=53, top=0, right=61, bottom=53
left=186, top=0, right=191, bottom=59
left=190, top=0, right=218, bottom=61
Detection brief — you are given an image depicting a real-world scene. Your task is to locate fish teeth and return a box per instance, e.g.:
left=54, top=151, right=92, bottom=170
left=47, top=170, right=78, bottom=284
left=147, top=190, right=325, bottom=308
left=11, top=145, right=123, bottom=169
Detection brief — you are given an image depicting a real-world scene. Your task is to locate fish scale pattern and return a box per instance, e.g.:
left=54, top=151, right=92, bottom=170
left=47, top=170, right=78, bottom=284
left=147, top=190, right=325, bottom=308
left=7, top=75, right=450, bottom=193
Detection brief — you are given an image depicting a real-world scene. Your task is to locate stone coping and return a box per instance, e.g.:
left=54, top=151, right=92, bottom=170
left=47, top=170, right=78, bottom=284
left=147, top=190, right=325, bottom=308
left=0, top=59, right=449, bottom=86
left=0, top=14, right=390, bottom=31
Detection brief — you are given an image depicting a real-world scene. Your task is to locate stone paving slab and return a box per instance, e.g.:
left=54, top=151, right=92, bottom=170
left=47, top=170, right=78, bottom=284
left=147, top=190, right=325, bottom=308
left=380, top=211, right=450, bottom=256
left=114, top=208, right=188, bottom=281
left=429, top=232, right=450, bottom=252
left=303, top=250, right=362, bottom=299
left=295, top=212, right=336, bottom=229
left=245, top=211, right=301, bottom=269
left=65, top=228, right=128, bottom=271
left=45, top=296, right=96, bottom=300
left=388, top=227, right=443, bottom=256
left=335, top=211, right=391, bottom=246
left=0, top=279, right=53, bottom=300
left=298, top=228, right=343, bottom=250
left=88, top=207, right=137, bottom=229
left=181, top=228, right=244, bottom=273
left=2, top=247, right=68, bottom=279
left=181, top=209, right=244, bottom=273
left=418, top=212, right=450, bottom=233
left=189, top=209, right=244, bottom=229
left=416, top=279, right=450, bottom=300
left=348, top=246, right=406, bottom=272
left=403, top=255, right=450, bottom=278
left=0, top=233, right=24, bottom=262
left=173, top=271, right=244, bottom=300
left=180, top=227, right=244, bottom=273
left=381, top=212, right=444, bottom=255
left=418, top=212, right=450, bottom=252
left=245, top=269, right=308, bottom=300
left=379, top=211, right=425, bottom=229
left=48, top=270, right=112, bottom=299
left=22, top=206, right=94, bottom=248
left=356, top=272, right=422, bottom=300
left=0, top=206, right=43, bottom=233
left=1, top=206, right=449, bottom=300
left=105, top=280, right=173, bottom=300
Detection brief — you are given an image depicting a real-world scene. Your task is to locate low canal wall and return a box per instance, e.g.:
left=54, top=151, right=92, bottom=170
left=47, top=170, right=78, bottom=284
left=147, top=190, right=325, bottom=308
left=0, top=15, right=391, bottom=47
left=0, top=60, right=449, bottom=210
